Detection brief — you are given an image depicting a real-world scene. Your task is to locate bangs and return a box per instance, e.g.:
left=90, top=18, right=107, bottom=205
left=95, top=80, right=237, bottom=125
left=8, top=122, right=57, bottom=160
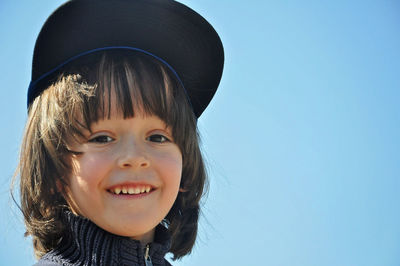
left=62, top=51, right=193, bottom=137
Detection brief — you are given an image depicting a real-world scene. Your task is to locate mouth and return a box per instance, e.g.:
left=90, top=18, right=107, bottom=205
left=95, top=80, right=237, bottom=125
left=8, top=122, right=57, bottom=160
left=107, top=184, right=154, bottom=196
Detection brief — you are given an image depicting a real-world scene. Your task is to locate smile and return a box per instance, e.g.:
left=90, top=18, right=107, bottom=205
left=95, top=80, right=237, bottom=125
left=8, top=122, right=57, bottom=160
left=107, top=184, right=153, bottom=195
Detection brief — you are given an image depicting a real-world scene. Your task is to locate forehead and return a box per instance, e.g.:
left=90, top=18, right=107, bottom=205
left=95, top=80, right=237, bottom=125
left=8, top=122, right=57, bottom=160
left=89, top=112, right=169, bottom=132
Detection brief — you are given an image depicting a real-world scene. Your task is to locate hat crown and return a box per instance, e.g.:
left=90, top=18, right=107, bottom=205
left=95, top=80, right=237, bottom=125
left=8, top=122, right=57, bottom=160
left=29, top=0, right=224, bottom=117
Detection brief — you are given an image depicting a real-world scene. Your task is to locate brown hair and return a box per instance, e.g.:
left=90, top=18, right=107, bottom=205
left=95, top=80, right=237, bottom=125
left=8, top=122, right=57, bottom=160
left=14, top=51, right=207, bottom=260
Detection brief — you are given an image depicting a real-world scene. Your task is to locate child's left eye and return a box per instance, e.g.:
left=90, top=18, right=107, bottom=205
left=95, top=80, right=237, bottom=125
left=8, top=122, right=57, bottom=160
left=147, top=134, right=170, bottom=143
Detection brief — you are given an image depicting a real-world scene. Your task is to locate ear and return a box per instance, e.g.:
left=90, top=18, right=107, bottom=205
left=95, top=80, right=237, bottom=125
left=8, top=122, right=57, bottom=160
left=179, top=187, right=188, bottom=192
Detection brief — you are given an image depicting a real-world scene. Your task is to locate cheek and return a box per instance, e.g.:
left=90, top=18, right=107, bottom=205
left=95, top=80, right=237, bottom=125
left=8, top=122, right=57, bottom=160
left=69, top=154, right=111, bottom=193
left=67, top=154, right=111, bottom=214
left=157, top=151, right=183, bottom=187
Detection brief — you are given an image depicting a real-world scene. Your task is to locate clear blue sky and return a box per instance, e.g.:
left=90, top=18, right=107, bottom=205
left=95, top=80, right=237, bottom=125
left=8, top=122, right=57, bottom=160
left=1, top=0, right=400, bottom=265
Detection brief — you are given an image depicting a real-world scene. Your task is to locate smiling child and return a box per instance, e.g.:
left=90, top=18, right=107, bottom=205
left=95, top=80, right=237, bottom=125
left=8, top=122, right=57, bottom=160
left=15, top=0, right=224, bottom=265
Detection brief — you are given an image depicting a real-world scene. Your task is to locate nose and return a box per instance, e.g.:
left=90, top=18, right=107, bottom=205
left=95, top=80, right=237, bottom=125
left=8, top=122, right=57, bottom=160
left=117, top=138, right=150, bottom=169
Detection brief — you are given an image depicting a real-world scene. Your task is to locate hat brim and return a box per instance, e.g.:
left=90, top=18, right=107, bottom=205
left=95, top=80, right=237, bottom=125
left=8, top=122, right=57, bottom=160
left=28, top=0, right=224, bottom=118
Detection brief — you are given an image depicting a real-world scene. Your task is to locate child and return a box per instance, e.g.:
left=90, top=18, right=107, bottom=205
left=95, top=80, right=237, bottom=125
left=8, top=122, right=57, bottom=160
left=16, top=0, right=224, bottom=265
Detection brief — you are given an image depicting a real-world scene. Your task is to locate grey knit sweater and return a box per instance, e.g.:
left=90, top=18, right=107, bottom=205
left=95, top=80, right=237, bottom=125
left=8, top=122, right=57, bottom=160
left=34, top=212, right=172, bottom=266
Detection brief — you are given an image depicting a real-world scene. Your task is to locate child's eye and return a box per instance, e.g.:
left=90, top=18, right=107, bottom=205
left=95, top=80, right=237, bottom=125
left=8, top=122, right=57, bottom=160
left=88, top=135, right=114, bottom=143
left=147, top=134, right=170, bottom=143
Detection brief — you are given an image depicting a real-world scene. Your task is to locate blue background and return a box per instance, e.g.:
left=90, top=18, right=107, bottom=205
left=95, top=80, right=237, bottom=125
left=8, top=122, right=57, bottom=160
left=1, top=0, right=400, bottom=265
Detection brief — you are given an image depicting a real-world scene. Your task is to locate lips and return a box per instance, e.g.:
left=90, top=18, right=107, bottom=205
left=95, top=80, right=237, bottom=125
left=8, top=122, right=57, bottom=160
left=107, top=183, right=153, bottom=195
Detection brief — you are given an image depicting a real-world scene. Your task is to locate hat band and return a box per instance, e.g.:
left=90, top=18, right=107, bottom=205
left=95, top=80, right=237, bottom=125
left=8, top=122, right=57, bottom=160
left=27, top=46, right=193, bottom=112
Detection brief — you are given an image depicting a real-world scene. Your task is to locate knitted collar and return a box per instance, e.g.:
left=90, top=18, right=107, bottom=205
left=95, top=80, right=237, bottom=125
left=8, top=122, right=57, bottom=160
left=38, top=211, right=172, bottom=266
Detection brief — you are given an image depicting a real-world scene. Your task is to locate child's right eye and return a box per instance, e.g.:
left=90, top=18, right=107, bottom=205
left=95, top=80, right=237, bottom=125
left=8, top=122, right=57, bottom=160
left=88, top=135, right=114, bottom=143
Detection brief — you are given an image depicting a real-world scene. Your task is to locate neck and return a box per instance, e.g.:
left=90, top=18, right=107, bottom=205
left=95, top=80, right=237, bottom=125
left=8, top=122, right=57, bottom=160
left=133, top=228, right=156, bottom=247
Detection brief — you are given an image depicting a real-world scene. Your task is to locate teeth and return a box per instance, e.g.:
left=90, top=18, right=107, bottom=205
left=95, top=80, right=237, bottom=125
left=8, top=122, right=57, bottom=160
left=111, top=185, right=152, bottom=194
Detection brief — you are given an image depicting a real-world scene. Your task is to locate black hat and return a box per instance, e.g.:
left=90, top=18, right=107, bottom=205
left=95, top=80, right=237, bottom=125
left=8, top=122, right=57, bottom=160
left=28, top=0, right=224, bottom=118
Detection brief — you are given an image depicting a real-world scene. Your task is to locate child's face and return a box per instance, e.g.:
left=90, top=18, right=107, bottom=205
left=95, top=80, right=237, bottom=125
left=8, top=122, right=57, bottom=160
left=66, top=110, right=182, bottom=243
